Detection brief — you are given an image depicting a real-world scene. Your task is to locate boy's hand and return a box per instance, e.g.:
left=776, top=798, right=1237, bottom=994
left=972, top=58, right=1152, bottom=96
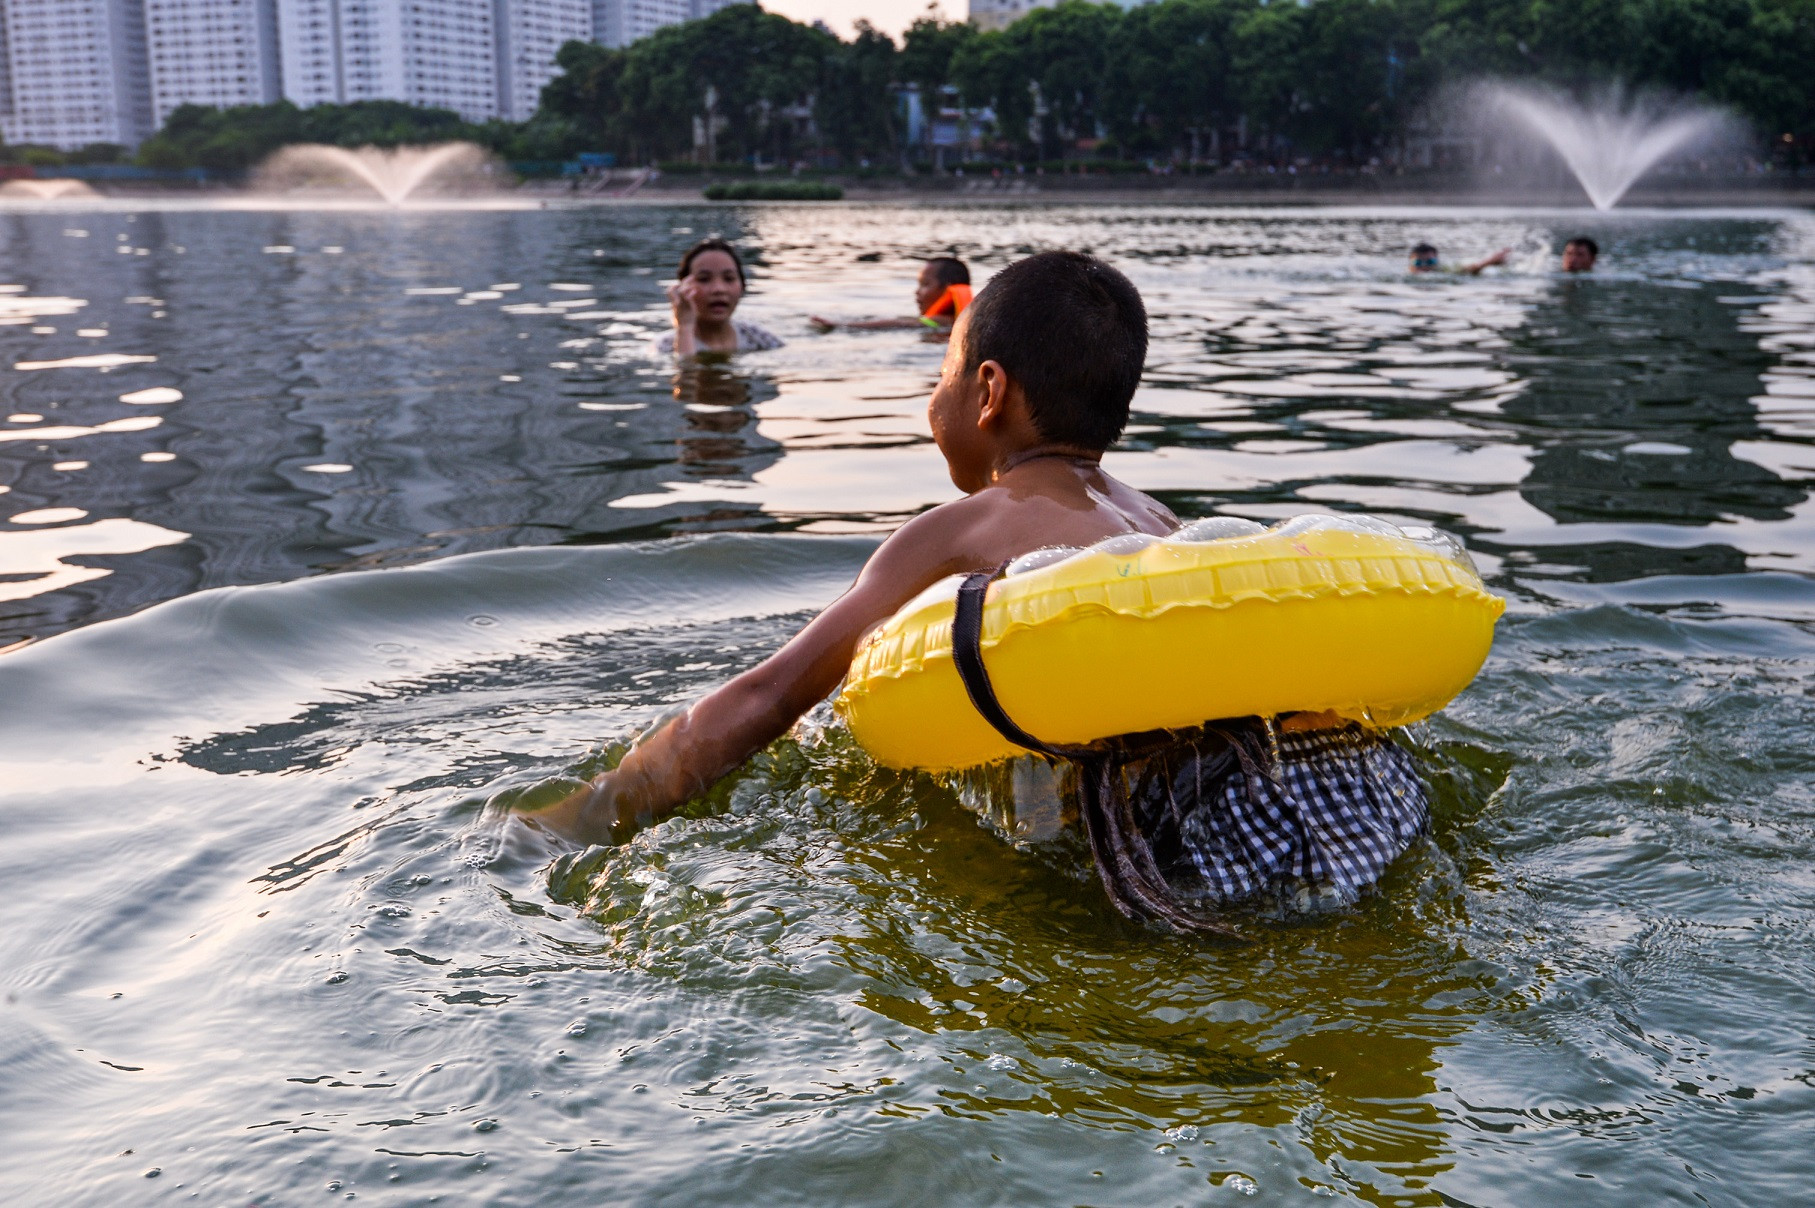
left=808, top=315, right=837, bottom=331
left=515, top=770, right=634, bottom=847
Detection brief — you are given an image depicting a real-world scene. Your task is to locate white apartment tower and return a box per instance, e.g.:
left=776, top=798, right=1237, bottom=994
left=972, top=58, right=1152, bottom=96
left=497, top=0, right=592, bottom=122
left=0, top=0, right=154, bottom=148
left=0, top=0, right=748, bottom=150
left=591, top=0, right=685, bottom=50
left=969, top=0, right=1052, bottom=33
left=275, top=0, right=501, bottom=122
left=144, top=0, right=284, bottom=126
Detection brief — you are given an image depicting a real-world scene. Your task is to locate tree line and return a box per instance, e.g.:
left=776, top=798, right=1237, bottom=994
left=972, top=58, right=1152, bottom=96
left=538, top=0, right=1815, bottom=168
left=20, top=0, right=1815, bottom=174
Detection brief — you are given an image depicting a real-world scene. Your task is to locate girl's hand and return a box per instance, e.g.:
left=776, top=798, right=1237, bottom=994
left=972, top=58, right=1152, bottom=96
left=666, top=280, right=700, bottom=358
left=667, top=279, right=698, bottom=329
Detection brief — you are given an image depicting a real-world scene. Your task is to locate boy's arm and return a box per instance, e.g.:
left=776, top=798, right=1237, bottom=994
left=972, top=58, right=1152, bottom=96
left=521, top=507, right=979, bottom=845
left=1460, top=248, right=1511, bottom=275
left=809, top=316, right=951, bottom=331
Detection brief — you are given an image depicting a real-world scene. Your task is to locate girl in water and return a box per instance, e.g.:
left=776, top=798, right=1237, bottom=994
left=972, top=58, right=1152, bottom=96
left=659, top=238, right=784, bottom=356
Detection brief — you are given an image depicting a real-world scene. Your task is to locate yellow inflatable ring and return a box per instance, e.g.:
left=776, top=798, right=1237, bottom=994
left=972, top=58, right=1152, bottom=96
left=837, top=514, right=1505, bottom=771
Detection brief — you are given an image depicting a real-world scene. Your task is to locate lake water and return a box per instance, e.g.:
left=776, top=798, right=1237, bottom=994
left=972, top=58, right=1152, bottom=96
left=1, top=200, right=1812, bottom=1204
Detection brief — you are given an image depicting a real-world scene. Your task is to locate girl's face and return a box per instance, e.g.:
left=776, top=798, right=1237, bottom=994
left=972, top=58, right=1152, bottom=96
left=685, top=250, right=743, bottom=321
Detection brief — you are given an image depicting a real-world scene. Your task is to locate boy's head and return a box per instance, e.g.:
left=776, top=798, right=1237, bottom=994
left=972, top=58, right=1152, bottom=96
left=929, top=251, right=1146, bottom=485
left=1409, top=242, right=1439, bottom=272
left=916, top=256, right=970, bottom=313
left=1562, top=236, right=1598, bottom=272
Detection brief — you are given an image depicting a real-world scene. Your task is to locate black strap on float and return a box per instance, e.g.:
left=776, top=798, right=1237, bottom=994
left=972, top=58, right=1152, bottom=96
left=950, top=564, right=1074, bottom=760
left=949, top=561, right=1244, bottom=938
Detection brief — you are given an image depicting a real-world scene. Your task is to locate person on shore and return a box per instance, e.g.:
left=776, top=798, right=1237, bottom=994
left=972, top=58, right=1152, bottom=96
left=658, top=238, right=783, bottom=357
left=1562, top=237, right=1598, bottom=272
left=522, top=251, right=1429, bottom=928
left=1409, top=242, right=1510, bottom=275
left=809, top=257, right=973, bottom=333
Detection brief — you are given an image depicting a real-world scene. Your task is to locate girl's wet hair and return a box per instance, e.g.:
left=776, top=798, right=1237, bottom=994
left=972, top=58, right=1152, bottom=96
left=678, top=237, right=746, bottom=285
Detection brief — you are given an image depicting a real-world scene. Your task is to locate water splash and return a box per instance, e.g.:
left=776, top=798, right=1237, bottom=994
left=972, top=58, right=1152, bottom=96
left=1479, top=82, right=1739, bottom=209
left=253, top=142, right=500, bottom=206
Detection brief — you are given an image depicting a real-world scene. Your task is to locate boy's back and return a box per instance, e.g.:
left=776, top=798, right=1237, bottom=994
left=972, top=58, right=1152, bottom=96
left=528, top=251, right=1162, bottom=843
left=523, top=251, right=1429, bottom=932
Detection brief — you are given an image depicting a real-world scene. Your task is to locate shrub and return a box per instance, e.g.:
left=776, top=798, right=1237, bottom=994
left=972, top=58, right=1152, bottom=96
left=703, top=180, right=843, bottom=200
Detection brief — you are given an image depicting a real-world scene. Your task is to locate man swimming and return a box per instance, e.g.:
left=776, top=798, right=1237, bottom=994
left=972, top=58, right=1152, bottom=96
left=524, top=252, right=1428, bottom=929
left=1562, top=237, right=1598, bottom=272
left=809, top=256, right=972, bottom=332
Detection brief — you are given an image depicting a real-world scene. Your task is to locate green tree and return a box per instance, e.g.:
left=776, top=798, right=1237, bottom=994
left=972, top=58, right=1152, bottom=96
left=538, top=39, right=632, bottom=151
left=1014, top=1, right=1124, bottom=159
left=1103, top=0, right=1248, bottom=159
left=818, top=22, right=901, bottom=164
left=901, top=14, right=979, bottom=160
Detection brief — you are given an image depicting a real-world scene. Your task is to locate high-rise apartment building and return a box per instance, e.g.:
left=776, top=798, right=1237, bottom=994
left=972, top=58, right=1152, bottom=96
left=968, top=0, right=1053, bottom=33
left=274, top=0, right=499, bottom=121
left=144, top=0, right=283, bottom=126
left=497, top=0, right=592, bottom=122
left=591, top=0, right=684, bottom=50
left=0, top=0, right=749, bottom=150
left=0, top=0, right=153, bottom=148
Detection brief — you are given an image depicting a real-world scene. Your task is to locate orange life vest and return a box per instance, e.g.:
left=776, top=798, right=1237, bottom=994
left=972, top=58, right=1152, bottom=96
left=922, top=282, right=973, bottom=319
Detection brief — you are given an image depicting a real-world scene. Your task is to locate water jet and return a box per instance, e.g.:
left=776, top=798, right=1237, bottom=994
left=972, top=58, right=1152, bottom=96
left=253, top=142, right=501, bottom=205
left=0, top=178, right=101, bottom=200
left=1476, top=82, right=1741, bottom=209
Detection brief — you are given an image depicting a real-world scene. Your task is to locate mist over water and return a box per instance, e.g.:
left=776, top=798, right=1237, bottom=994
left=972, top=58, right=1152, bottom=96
left=1, top=202, right=1812, bottom=1203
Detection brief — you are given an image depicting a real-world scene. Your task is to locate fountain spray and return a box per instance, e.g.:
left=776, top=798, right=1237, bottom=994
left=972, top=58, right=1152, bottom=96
left=1475, top=83, right=1742, bottom=210
left=253, top=143, right=501, bottom=205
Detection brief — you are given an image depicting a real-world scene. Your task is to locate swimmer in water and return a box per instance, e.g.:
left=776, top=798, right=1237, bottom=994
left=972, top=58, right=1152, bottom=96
left=1409, top=242, right=1511, bottom=275
left=809, top=256, right=972, bottom=333
left=1562, top=236, right=1598, bottom=272
left=658, top=238, right=783, bottom=357
left=523, top=251, right=1431, bottom=928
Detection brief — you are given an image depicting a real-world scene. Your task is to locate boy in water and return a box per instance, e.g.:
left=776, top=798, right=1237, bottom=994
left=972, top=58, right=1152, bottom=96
left=528, top=252, right=1426, bottom=925
left=809, top=256, right=972, bottom=332
left=1409, top=242, right=1510, bottom=275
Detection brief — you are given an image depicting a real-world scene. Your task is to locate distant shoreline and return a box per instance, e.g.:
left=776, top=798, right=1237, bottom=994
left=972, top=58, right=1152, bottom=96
left=586, top=186, right=1815, bottom=209
left=38, top=175, right=1815, bottom=210
left=543, top=173, right=1815, bottom=209
left=497, top=171, right=1815, bottom=209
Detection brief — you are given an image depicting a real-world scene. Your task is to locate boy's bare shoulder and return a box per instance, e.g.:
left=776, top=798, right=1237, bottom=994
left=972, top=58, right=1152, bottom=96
left=868, top=469, right=1173, bottom=588
left=867, top=490, right=1005, bottom=580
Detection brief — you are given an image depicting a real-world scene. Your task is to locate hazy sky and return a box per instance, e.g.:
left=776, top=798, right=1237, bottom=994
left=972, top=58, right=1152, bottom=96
left=760, top=0, right=957, bottom=39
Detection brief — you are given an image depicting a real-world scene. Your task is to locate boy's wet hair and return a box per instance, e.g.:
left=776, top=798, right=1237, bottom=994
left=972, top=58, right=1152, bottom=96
left=926, top=256, right=970, bottom=287
left=1411, top=242, right=1438, bottom=257
left=1566, top=236, right=1599, bottom=257
left=678, top=237, right=746, bottom=285
left=962, top=251, right=1146, bottom=451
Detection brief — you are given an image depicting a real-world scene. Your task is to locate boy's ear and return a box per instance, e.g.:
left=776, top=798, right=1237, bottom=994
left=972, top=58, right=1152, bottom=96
left=975, top=358, right=1012, bottom=429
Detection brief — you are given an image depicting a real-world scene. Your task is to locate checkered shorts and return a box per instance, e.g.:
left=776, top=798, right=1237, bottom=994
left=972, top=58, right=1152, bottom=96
left=1125, top=725, right=1429, bottom=908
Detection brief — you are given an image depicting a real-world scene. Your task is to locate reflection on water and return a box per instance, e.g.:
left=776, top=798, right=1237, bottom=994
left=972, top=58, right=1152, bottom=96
left=1, top=204, right=1813, bottom=1204
left=1507, top=276, right=1802, bottom=558
left=3, top=206, right=1811, bottom=642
